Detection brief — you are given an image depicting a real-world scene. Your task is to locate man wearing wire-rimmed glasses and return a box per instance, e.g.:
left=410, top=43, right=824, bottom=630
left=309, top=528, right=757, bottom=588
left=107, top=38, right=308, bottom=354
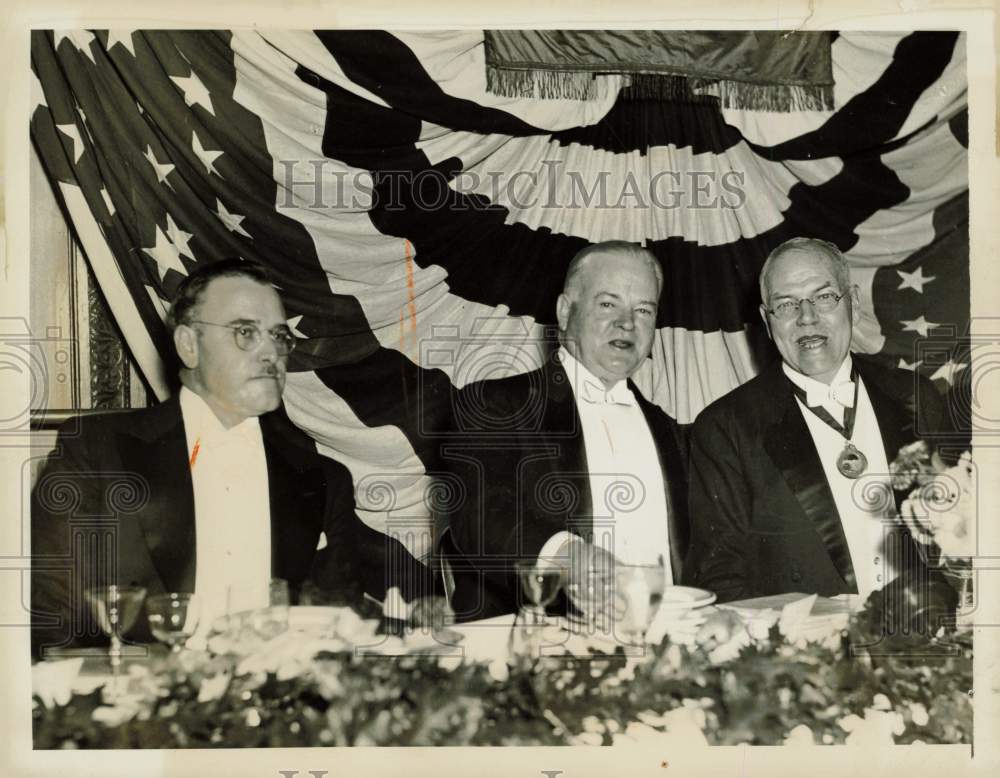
left=31, top=257, right=403, bottom=656
left=682, top=237, right=946, bottom=606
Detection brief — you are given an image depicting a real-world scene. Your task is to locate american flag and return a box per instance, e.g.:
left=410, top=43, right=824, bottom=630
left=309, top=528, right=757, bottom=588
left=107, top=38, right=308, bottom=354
left=30, top=30, right=969, bottom=563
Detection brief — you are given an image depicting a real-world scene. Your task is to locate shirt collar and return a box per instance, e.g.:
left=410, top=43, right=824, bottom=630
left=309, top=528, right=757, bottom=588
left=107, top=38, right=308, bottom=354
left=782, top=355, right=855, bottom=408
left=179, top=386, right=262, bottom=444
left=558, top=346, right=636, bottom=406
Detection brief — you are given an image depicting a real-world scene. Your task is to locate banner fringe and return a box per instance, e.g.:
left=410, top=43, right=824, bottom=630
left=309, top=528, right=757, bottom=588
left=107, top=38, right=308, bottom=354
left=486, top=65, right=610, bottom=101
left=488, top=68, right=836, bottom=112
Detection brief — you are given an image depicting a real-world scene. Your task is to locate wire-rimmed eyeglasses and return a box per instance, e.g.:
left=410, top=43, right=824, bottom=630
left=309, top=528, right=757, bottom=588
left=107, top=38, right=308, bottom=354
left=764, top=291, right=848, bottom=321
left=189, top=320, right=297, bottom=355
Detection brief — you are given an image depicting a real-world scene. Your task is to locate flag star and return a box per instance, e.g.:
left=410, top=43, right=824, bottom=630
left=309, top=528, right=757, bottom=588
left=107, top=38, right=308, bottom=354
left=105, top=29, right=136, bottom=57
left=53, top=31, right=97, bottom=64
left=897, top=266, right=936, bottom=293
left=170, top=70, right=216, bottom=116
left=100, top=186, right=115, bottom=217
left=56, top=123, right=85, bottom=164
left=897, top=358, right=923, bottom=372
left=165, top=213, right=195, bottom=260
left=930, top=359, right=967, bottom=386
left=143, top=145, right=175, bottom=187
left=31, top=71, right=48, bottom=115
left=215, top=198, right=252, bottom=238
left=900, top=316, right=939, bottom=338
left=191, top=131, right=224, bottom=177
left=286, top=315, right=307, bottom=338
left=144, top=225, right=188, bottom=281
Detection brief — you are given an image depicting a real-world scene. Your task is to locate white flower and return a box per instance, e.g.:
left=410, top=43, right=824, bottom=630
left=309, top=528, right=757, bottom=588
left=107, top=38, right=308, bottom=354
left=784, top=724, right=816, bottom=746
left=196, top=671, right=230, bottom=703
left=92, top=701, right=140, bottom=727
left=573, top=731, right=604, bottom=746
left=32, top=658, right=82, bottom=709
left=613, top=721, right=662, bottom=743
left=487, top=658, right=509, bottom=682
left=910, top=702, right=929, bottom=727
left=839, top=708, right=905, bottom=745
left=900, top=451, right=975, bottom=561
left=582, top=715, right=605, bottom=733
left=663, top=707, right=709, bottom=745
left=872, top=693, right=892, bottom=711
left=438, top=655, right=463, bottom=672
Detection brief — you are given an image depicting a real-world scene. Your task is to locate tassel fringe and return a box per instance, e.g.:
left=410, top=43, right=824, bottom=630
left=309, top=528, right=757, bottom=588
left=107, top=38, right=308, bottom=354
left=487, top=66, right=834, bottom=112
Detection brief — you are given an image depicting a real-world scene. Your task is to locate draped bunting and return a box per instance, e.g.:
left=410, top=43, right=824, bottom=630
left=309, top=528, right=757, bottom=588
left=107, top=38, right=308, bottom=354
left=30, top=30, right=969, bottom=564
left=484, top=30, right=835, bottom=111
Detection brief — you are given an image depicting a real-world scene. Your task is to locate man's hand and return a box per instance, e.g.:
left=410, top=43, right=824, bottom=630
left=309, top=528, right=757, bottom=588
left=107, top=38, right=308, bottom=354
left=557, top=537, right=622, bottom=626
left=694, top=608, right=744, bottom=647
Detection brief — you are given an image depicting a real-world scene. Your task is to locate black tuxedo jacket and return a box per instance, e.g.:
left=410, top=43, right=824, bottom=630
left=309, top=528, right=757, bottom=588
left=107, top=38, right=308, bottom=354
left=681, top=355, right=946, bottom=603
left=30, top=397, right=427, bottom=656
left=442, top=356, right=689, bottom=621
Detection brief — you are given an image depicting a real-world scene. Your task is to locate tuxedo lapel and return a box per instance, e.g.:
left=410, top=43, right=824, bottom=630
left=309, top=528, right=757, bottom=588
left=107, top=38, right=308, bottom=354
left=630, top=384, right=687, bottom=584
left=541, top=359, right=593, bottom=538
left=761, top=367, right=857, bottom=591
left=260, top=413, right=323, bottom=583
left=117, top=399, right=197, bottom=593
left=855, top=359, right=911, bottom=464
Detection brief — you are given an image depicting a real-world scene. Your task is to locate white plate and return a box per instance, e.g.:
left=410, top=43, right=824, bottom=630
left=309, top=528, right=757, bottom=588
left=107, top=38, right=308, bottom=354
left=656, top=585, right=716, bottom=611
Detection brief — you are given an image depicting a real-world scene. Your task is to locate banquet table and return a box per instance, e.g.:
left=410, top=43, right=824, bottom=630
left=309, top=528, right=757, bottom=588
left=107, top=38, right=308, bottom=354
left=31, top=591, right=973, bottom=749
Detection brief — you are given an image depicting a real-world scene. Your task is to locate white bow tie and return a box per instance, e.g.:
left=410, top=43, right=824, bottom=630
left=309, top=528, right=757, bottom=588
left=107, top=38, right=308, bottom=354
left=581, top=379, right=636, bottom=406
left=806, top=379, right=855, bottom=409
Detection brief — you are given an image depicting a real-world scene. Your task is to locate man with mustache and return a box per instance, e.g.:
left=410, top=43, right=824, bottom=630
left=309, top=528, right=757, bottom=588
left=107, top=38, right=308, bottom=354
left=443, top=241, right=688, bottom=620
left=683, top=238, right=946, bottom=604
left=31, top=258, right=421, bottom=655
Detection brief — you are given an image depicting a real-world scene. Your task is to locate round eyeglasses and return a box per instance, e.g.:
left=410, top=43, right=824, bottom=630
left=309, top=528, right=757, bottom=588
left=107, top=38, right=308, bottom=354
left=765, top=291, right=847, bottom=321
left=189, top=320, right=297, bottom=355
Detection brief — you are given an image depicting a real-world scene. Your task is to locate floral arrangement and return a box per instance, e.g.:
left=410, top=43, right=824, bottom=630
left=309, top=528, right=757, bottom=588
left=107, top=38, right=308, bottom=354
left=32, top=602, right=972, bottom=749
left=890, top=442, right=975, bottom=563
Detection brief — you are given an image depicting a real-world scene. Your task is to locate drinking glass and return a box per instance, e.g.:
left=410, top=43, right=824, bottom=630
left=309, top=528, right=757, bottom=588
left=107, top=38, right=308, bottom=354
left=248, top=577, right=290, bottom=640
left=613, top=561, right=666, bottom=643
left=146, top=593, right=201, bottom=652
left=83, top=584, right=147, bottom=695
left=510, top=558, right=563, bottom=660
left=516, top=558, right=563, bottom=623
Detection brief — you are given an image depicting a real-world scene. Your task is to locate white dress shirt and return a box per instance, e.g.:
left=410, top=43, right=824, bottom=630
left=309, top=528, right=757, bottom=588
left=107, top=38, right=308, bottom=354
left=783, top=357, right=899, bottom=600
left=180, top=387, right=272, bottom=631
left=540, top=348, right=673, bottom=579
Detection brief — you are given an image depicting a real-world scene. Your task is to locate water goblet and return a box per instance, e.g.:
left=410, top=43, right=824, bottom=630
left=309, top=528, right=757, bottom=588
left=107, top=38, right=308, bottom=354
left=613, top=560, right=666, bottom=644
left=83, top=584, right=147, bottom=695
left=510, top=558, right=563, bottom=660
left=516, top=558, right=563, bottom=623
left=147, top=593, right=201, bottom=653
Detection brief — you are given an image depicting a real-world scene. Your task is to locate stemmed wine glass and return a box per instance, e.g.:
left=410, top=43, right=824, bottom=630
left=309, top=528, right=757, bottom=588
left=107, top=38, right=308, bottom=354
left=510, top=558, right=563, bottom=660
left=146, top=593, right=201, bottom=654
left=516, top=558, right=563, bottom=623
left=83, top=584, right=147, bottom=696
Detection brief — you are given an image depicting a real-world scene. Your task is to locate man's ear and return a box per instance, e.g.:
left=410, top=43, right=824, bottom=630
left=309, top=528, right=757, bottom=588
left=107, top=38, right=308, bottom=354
left=849, top=284, right=861, bottom=325
left=556, top=293, right=571, bottom=331
left=759, top=304, right=772, bottom=339
left=174, top=325, right=199, bottom=369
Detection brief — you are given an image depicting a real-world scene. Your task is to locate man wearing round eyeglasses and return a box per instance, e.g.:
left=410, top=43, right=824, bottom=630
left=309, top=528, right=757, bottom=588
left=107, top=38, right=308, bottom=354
left=31, top=258, right=423, bottom=656
left=682, top=237, right=946, bottom=605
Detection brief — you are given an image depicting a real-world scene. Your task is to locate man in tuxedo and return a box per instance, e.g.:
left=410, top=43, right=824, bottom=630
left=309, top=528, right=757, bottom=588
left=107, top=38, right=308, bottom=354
left=682, top=238, right=946, bottom=604
left=443, top=241, right=688, bottom=620
left=31, top=258, right=424, bottom=656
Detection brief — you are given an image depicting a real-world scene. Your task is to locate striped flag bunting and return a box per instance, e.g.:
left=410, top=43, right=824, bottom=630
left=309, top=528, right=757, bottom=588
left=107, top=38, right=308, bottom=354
left=30, top=30, right=969, bottom=562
